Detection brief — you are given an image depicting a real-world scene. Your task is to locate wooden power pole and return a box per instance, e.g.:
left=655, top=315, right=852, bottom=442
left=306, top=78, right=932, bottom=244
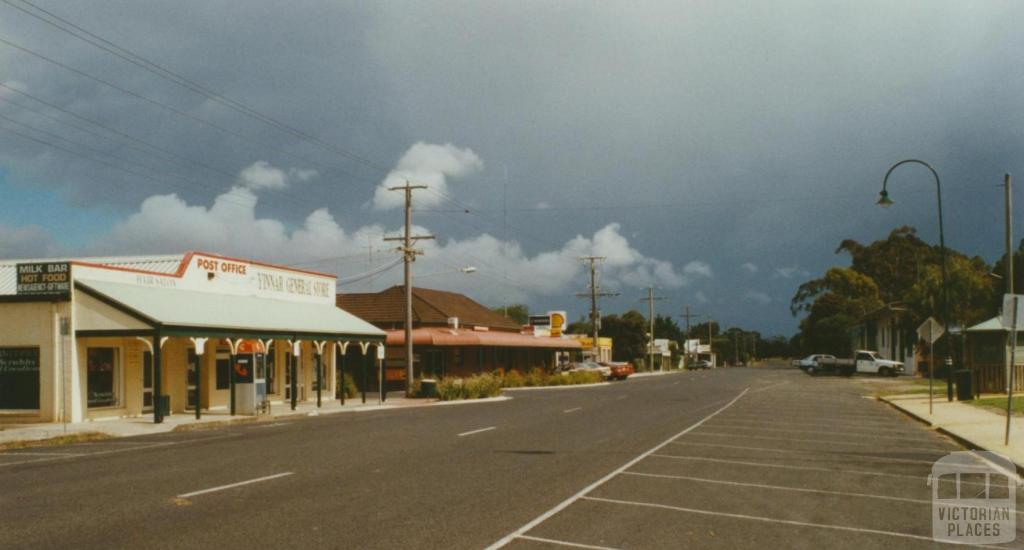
left=576, top=257, right=617, bottom=361
left=384, top=181, right=434, bottom=397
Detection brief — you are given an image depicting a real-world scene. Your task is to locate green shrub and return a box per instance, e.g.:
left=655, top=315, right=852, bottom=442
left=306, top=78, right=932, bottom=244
left=465, top=372, right=503, bottom=398
left=436, top=373, right=504, bottom=400
left=525, top=367, right=548, bottom=387
left=502, top=369, right=526, bottom=388
left=436, top=377, right=467, bottom=400
left=568, top=371, right=603, bottom=385
left=341, top=372, right=358, bottom=398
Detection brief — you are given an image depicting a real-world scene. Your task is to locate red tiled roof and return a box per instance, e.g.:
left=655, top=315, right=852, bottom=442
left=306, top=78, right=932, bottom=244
left=336, top=286, right=522, bottom=331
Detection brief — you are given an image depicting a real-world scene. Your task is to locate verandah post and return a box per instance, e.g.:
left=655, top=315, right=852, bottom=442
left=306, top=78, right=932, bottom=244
left=152, top=332, right=163, bottom=424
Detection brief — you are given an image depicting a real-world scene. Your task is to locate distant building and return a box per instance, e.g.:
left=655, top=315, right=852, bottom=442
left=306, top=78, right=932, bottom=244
left=849, top=303, right=918, bottom=374
left=566, top=335, right=613, bottom=363
left=965, top=316, right=1024, bottom=393
left=336, top=286, right=581, bottom=383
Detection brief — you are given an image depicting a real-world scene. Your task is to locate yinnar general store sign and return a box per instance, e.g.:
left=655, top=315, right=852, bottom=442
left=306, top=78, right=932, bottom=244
left=16, top=262, right=71, bottom=299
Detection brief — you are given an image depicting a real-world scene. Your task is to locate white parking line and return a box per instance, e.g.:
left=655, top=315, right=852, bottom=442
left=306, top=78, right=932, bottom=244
left=667, top=441, right=939, bottom=464
left=458, top=426, right=496, bottom=437
left=706, top=418, right=919, bottom=434
left=177, top=472, right=293, bottom=498
left=688, top=431, right=944, bottom=452
left=563, top=407, right=583, bottom=414
left=721, top=412, right=901, bottom=424
left=578, top=496, right=1005, bottom=547
left=484, top=387, right=749, bottom=550
left=516, top=534, right=619, bottom=549
left=700, top=423, right=931, bottom=441
left=648, top=454, right=930, bottom=481
left=621, top=471, right=931, bottom=504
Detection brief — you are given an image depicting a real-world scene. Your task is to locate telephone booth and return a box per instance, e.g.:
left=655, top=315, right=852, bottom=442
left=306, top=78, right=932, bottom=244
left=233, top=341, right=266, bottom=415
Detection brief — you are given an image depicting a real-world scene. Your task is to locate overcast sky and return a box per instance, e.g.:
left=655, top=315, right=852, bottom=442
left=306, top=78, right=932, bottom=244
left=1, top=0, right=1022, bottom=336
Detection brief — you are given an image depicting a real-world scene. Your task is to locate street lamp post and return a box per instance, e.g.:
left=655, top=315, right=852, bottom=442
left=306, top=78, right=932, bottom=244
left=877, top=159, right=954, bottom=401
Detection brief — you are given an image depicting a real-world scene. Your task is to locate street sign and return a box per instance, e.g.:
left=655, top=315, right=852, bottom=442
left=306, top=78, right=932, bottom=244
left=1002, top=294, right=1024, bottom=329
left=917, top=317, right=944, bottom=344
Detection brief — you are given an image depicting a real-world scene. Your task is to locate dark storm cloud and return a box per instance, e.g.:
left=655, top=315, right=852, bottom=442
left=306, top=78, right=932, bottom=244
left=0, top=0, right=1022, bottom=335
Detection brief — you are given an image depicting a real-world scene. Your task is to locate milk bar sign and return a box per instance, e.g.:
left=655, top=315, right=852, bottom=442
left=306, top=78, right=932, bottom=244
left=17, top=262, right=71, bottom=298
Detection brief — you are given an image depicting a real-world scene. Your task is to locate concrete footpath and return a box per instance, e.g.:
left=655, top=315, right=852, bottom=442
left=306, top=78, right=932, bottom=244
left=881, top=393, right=1024, bottom=470
left=0, top=394, right=510, bottom=447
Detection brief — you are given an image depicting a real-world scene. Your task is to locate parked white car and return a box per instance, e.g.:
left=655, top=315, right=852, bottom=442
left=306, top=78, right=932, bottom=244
left=568, top=361, right=612, bottom=379
left=853, top=350, right=904, bottom=376
left=792, top=354, right=835, bottom=370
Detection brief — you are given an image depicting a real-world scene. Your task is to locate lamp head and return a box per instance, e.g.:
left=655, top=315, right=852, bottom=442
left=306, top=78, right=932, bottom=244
left=876, top=189, right=894, bottom=207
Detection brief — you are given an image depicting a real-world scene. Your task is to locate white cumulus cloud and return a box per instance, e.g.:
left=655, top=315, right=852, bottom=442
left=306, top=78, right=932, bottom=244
left=372, top=142, right=483, bottom=209
left=237, top=160, right=317, bottom=190
left=741, top=262, right=759, bottom=274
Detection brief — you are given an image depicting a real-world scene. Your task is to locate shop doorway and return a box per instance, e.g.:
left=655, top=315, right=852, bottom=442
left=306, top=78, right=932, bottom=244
left=186, top=349, right=198, bottom=410
left=142, top=351, right=153, bottom=413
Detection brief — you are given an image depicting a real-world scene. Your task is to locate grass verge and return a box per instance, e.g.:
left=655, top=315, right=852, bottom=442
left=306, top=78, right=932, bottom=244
left=967, top=396, right=1024, bottom=416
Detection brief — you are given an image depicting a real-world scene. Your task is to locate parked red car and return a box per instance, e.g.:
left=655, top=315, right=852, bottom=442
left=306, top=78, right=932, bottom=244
left=600, top=361, right=634, bottom=381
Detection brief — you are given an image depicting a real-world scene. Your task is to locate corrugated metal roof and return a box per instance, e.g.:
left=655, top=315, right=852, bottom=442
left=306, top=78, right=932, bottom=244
left=967, top=316, right=1006, bottom=332
left=77, top=279, right=385, bottom=337
left=0, top=254, right=184, bottom=296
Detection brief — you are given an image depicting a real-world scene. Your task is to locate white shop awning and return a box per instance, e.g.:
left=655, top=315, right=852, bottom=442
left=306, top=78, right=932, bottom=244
left=75, top=279, right=385, bottom=340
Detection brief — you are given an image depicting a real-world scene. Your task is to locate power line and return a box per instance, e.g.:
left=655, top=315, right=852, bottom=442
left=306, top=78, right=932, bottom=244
left=1, top=0, right=392, bottom=176
left=0, top=85, right=348, bottom=226
left=0, top=33, right=373, bottom=185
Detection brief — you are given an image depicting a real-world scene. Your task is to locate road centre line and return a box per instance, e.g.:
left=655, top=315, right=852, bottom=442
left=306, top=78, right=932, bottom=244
left=667, top=441, right=940, bottom=465
left=458, top=426, right=496, bottom=437
left=515, top=534, right=619, bottom=549
left=563, top=407, right=583, bottom=413
left=484, top=387, right=749, bottom=550
left=177, top=472, right=293, bottom=498
left=688, top=431, right=945, bottom=452
left=578, top=496, right=1006, bottom=548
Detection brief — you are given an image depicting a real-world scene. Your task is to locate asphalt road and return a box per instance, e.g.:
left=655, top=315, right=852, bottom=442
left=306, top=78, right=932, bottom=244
left=1, top=366, right=1021, bottom=549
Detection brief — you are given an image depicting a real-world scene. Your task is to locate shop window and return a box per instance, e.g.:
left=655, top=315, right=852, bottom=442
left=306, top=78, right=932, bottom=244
left=142, top=351, right=153, bottom=410
left=0, top=347, right=40, bottom=410
left=216, top=354, right=230, bottom=390
left=87, top=347, right=119, bottom=408
left=266, top=348, right=276, bottom=394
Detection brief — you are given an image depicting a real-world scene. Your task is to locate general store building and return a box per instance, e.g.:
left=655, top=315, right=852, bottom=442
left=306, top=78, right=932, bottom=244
left=0, top=252, right=384, bottom=425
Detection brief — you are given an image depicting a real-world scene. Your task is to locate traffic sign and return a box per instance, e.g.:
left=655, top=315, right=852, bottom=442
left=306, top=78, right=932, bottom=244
left=1002, top=294, right=1024, bottom=330
left=917, top=317, right=944, bottom=344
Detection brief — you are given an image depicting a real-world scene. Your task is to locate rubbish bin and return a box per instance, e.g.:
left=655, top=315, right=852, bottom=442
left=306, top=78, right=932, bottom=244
left=420, top=379, right=437, bottom=398
left=158, top=395, right=171, bottom=416
left=955, top=370, right=973, bottom=401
